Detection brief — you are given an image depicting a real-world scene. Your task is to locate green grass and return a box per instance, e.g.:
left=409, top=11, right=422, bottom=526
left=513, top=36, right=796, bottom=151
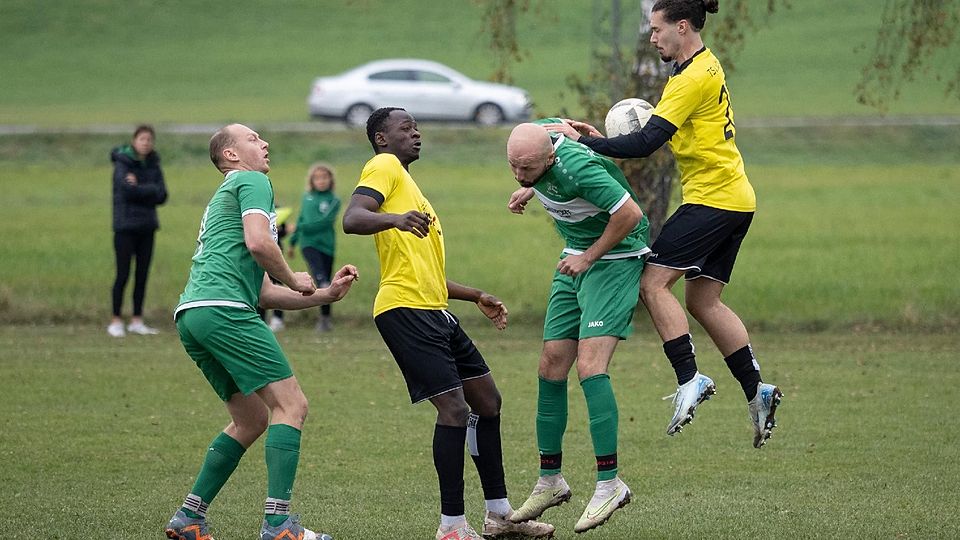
left=1, top=0, right=958, bottom=126
left=2, top=125, right=958, bottom=330
left=2, top=325, right=958, bottom=538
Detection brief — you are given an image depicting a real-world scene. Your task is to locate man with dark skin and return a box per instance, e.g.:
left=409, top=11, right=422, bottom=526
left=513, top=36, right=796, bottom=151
left=342, top=108, right=554, bottom=540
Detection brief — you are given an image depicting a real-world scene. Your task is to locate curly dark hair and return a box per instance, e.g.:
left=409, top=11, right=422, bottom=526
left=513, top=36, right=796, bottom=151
left=366, top=107, right=405, bottom=153
left=652, top=0, right=718, bottom=31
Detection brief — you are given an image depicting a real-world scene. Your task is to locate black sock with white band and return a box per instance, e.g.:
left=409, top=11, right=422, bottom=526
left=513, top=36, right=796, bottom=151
left=664, top=334, right=698, bottom=385
left=725, top=344, right=762, bottom=401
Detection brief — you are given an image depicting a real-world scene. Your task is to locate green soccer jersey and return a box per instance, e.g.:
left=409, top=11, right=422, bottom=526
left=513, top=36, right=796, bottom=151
left=175, top=170, right=277, bottom=317
left=532, top=118, right=650, bottom=258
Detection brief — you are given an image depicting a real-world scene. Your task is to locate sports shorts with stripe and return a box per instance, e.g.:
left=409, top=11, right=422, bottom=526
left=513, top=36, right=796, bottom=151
left=374, top=307, right=491, bottom=404
left=176, top=305, right=293, bottom=401
left=647, top=203, right=754, bottom=284
left=543, top=256, right=643, bottom=341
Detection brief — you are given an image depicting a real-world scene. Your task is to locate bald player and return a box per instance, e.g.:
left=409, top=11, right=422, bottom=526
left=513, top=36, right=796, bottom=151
left=504, top=121, right=650, bottom=534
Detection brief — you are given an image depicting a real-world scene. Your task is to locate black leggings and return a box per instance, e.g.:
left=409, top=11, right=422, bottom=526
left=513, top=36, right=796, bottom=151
left=112, top=230, right=155, bottom=317
left=302, top=247, right=334, bottom=316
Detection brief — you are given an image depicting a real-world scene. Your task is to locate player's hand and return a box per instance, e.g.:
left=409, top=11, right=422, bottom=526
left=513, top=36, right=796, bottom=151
left=508, top=187, right=535, bottom=214
left=567, top=119, right=603, bottom=138
left=290, top=271, right=317, bottom=296
left=323, top=265, right=359, bottom=302
left=542, top=121, right=581, bottom=140
left=477, top=293, right=508, bottom=330
left=393, top=211, right=432, bottom=238
left=124, top=172, right=138, bottom=185
left=557, top=253, right=594, bottom=277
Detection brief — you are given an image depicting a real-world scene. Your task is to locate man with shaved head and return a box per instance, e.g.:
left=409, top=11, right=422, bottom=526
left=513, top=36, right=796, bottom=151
left=165, top=123, right=357, bottom=540
left=505, top=120, right=649, bottom=533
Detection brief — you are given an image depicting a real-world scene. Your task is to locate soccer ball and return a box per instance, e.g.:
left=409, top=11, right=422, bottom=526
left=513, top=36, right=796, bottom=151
left=604, top=98, right=654, bottom=137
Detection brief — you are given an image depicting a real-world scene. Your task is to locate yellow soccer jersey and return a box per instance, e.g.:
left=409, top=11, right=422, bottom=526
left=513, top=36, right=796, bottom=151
left=654, top=48, right=756, bottom=212
left=356, top=153, right=448, bottom=316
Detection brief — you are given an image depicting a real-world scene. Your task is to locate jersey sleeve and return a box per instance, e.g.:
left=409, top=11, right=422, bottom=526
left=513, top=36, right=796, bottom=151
left=569, top=153, right=630, bottom=212
left=236, top=171, right=274, bottom=219
left=356, top=154, right=400, bottom=202
left=653, top=73, right=701, bottom=130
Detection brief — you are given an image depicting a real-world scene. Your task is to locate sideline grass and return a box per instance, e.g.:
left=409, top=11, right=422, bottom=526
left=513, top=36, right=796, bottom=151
left=1, top=324, right=958, bottom=538
left=1, top=125, right=958, bottom=330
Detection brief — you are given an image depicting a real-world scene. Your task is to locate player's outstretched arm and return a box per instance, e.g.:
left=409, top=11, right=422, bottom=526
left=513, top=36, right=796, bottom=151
left=243, top=213, right=315, bottom=295
left=259, top=265, right=358, bottom=310
left=447, top=279, right=508, bottom=330
left=542, top=119, right=602, bottom=140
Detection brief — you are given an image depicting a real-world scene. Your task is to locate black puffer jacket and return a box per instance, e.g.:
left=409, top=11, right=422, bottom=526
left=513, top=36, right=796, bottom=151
left=111, top=144, right=168, bottom=232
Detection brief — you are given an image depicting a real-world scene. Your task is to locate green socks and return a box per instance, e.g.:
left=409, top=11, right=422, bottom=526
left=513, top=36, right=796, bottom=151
left=581, top=373, right=619, bottom=481
left=264, top=423, right=302, bottom=527
left=536, top=376, right=568, bottom=476
left=182, top=431, right=246, bottom=518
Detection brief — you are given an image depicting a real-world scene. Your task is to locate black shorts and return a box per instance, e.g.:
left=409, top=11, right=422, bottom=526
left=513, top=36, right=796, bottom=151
left=374, top=307, right=491, bottom=404
left=647, top=203, right=754, bottom=284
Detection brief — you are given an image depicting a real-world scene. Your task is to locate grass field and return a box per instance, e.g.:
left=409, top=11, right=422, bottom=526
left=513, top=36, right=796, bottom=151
left=2, top=122, right=958, bottom=537
left=2, top=124, right=959, bottom=329
left=2, top=325, right=959, bottom=538
left=2, top=0, right=959, bottom=125
left=3, top=1, right=960, bottom=538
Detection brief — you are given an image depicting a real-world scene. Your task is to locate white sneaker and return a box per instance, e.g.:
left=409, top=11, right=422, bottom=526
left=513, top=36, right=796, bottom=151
left=269, top=315, right=285, bottom=332
left=435, top=520, right=482, bottom=540
left=107, top=321, right=125, bottom=338
left=511, top=473, right=572, bottom=522
left=749, top=382, right=784, bottom=448
left=126, top=321, right=159, bottom=335
left=574, top=477, right=632, bottom=533
left=665, top=372, right=716, bottom=435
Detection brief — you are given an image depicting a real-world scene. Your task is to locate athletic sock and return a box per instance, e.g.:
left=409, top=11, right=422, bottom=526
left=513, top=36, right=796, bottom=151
left=434, top=424, right=467, bottom=517
left=484, top=497, right=512, bottom=516
left=182, top=431, right=246, bottom=518
left=725, top=344, right=763, bottom=401
left=467, top=413, right=508, bottom=501
left=441, top=513, right=467, bottom=528
left=536, top=377, right=568, bottom=477
left=664, top=334, right=698, bottom=385
left=581, top=374, right=619, bottom=481
left=264, top=424, right=302, bottom=527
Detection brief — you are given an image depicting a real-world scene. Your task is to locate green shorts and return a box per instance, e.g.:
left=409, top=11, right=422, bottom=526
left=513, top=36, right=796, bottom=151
left=176, top=306, right=293, bottom=401
left=543, top=256, right=643, bottom=341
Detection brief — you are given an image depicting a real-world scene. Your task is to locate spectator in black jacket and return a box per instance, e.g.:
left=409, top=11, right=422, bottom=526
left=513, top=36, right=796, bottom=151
left=108, top=125, right=168, bottom=337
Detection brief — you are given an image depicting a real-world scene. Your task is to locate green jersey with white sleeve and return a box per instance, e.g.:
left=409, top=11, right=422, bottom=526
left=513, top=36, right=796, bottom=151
left=175, top=170, right=277, bottom=317
left=532, top=118, right=650, bottom=259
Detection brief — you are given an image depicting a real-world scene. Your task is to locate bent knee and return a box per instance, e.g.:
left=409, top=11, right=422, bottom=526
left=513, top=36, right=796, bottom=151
left=436, top=400, right=471, bottom=426
left=472, top=389, right=502, bottom=417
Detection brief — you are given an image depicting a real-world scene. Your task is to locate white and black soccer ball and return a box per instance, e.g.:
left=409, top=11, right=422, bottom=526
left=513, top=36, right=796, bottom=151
left=604, top=98, right=654, bottom=137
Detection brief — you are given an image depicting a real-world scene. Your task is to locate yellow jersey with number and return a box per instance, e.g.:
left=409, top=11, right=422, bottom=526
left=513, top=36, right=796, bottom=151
left=654, top=48, right=755, bottom=212
left=356, top=153, right=448, bottom=316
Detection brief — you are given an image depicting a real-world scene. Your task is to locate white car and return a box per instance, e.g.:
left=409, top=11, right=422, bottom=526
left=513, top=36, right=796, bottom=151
left=307, top=59, right=532, bottom=126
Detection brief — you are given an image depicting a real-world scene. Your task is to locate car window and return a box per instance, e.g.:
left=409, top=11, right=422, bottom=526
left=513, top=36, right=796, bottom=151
left=415, top=71, right=452, bottom=84
left=368, top=70, right=416, bottom=81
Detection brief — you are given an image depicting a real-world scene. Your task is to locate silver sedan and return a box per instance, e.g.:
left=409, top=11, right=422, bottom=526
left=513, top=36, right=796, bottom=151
left=307, top=59, right=532, bottom=126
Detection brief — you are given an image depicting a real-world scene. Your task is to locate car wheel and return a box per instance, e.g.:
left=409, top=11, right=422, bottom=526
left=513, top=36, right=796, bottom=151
left=474, top=103, right=505, bottom=126
left=344, top=103, right=374, bottom=128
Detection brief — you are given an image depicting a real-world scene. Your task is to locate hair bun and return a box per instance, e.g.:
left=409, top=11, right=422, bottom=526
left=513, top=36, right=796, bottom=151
left=703, top=0, right=719, bottom=14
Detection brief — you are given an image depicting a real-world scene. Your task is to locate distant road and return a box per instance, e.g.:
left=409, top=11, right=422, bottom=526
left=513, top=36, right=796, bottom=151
left=1, top=115, right=959, bottom=135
